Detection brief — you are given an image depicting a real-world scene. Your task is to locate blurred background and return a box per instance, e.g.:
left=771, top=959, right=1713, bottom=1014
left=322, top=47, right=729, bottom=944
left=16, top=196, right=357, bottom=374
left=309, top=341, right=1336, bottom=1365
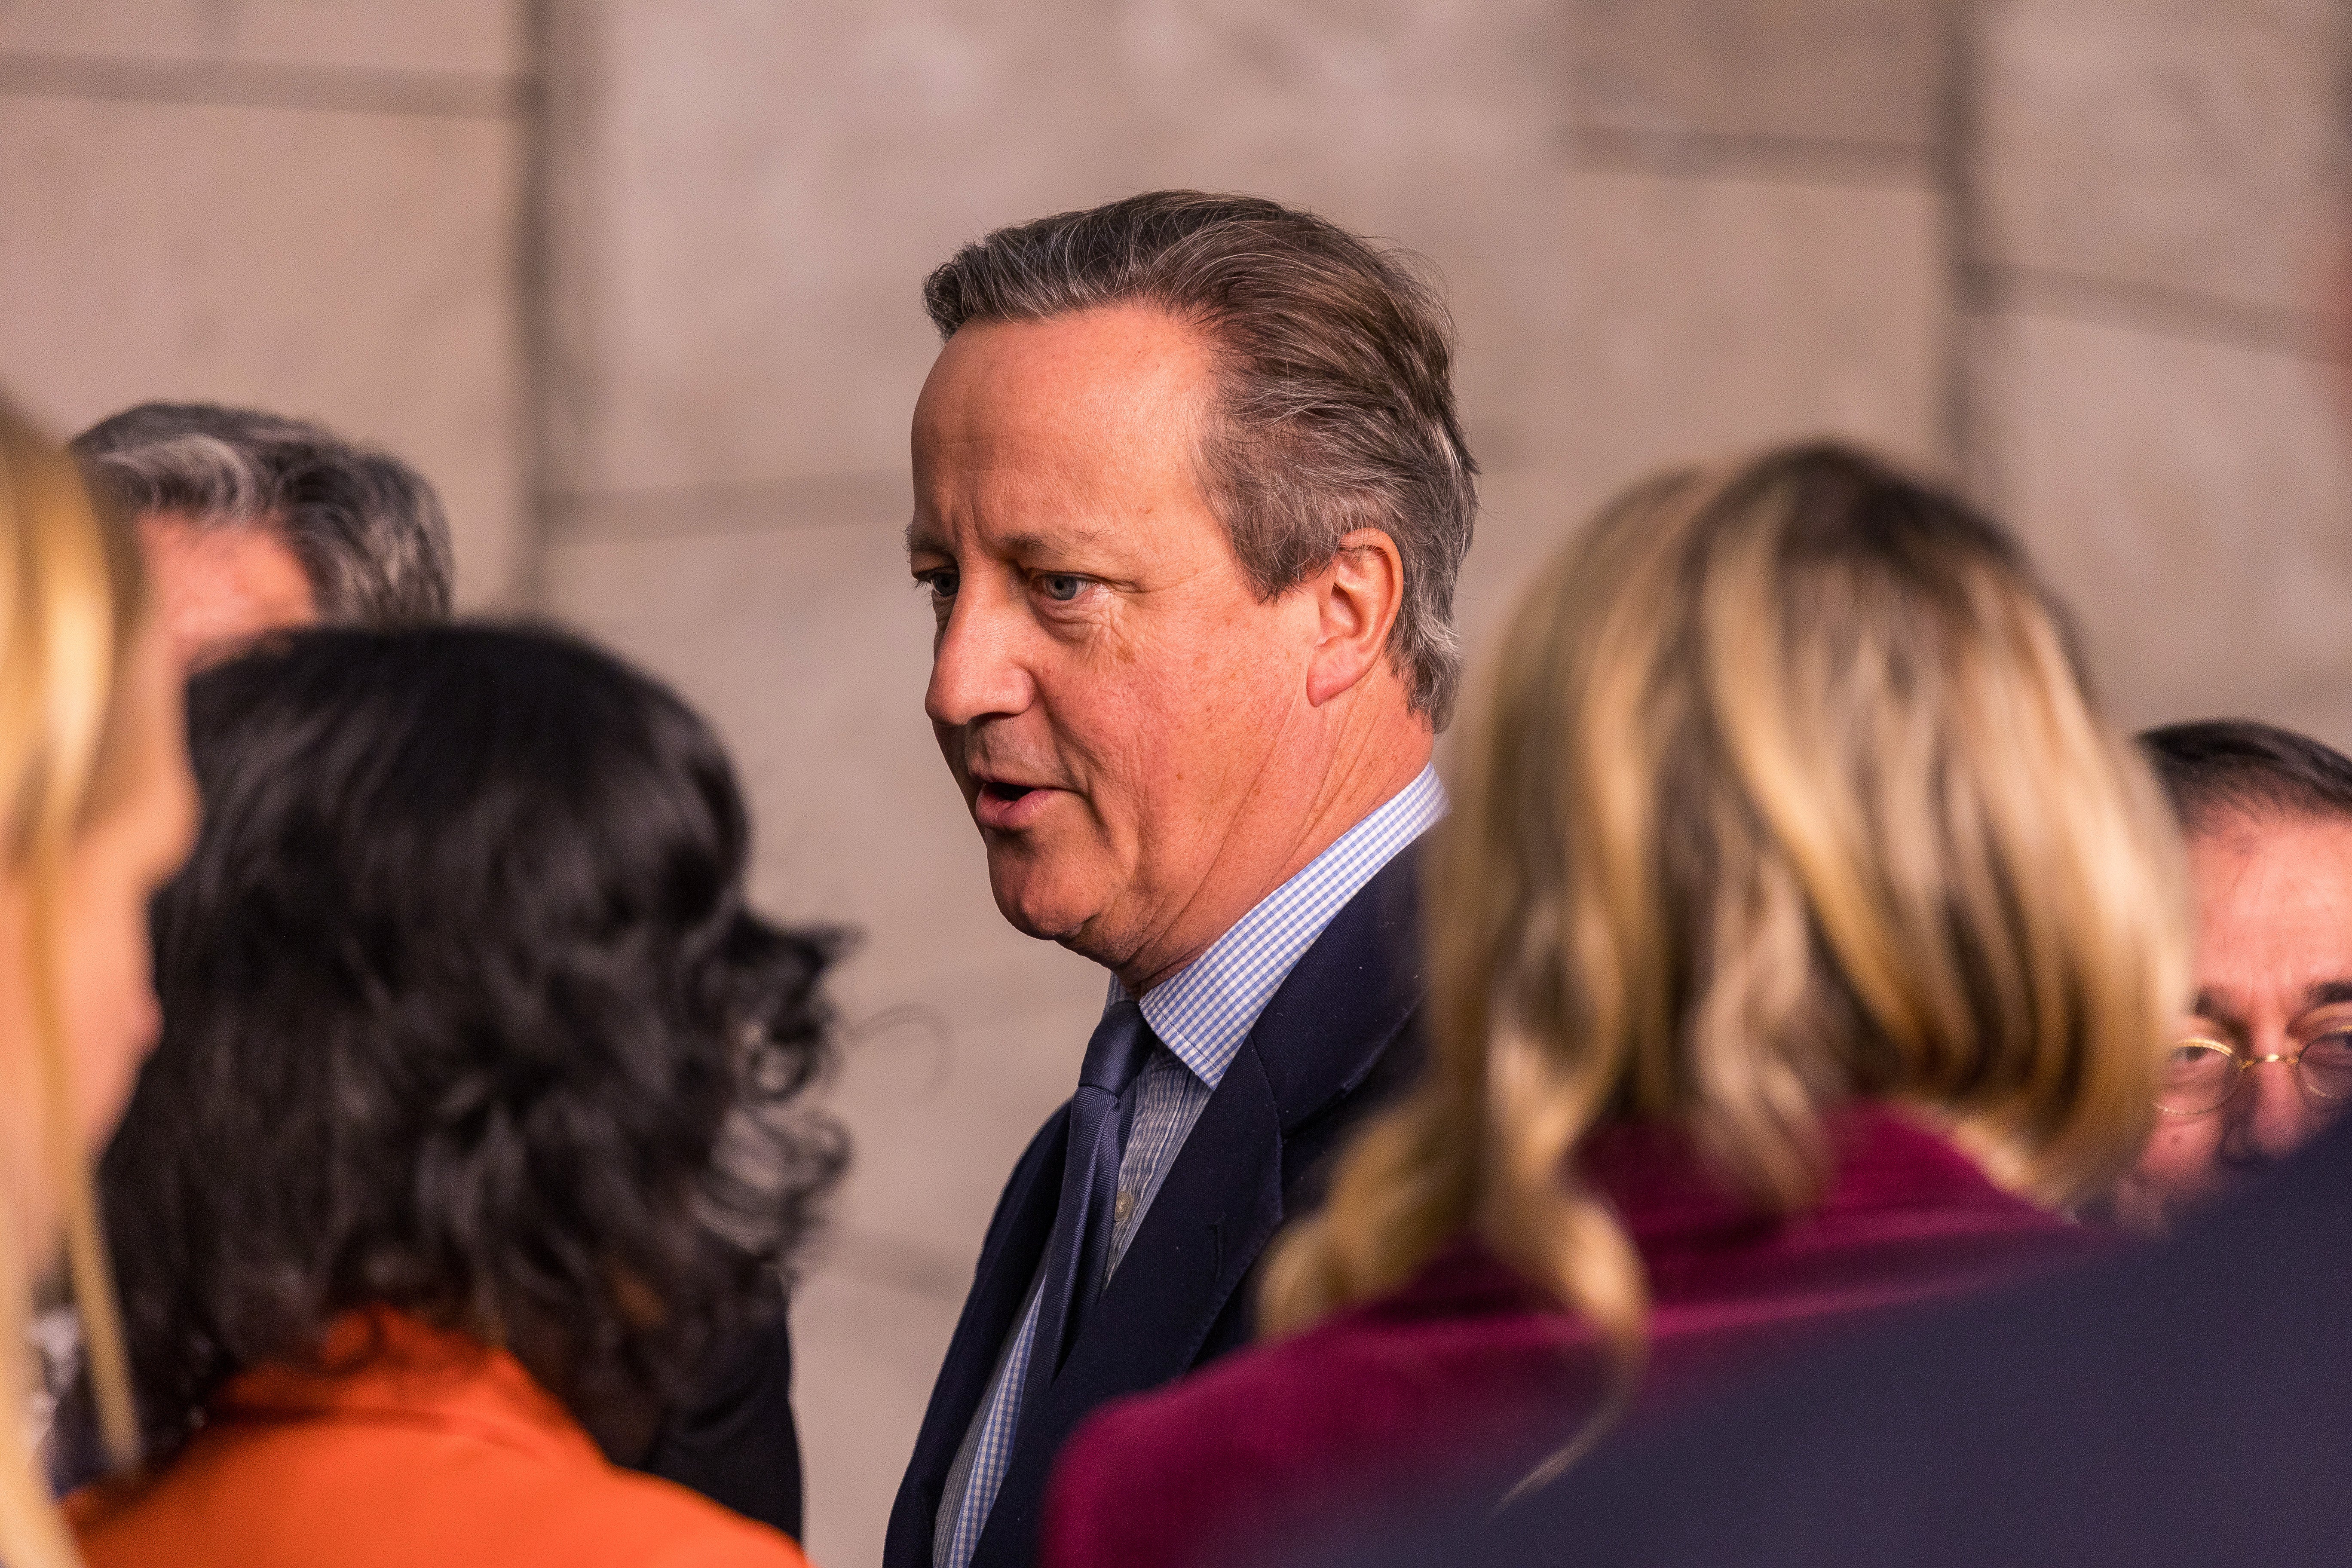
left=3, top=2, right=2347, bottom=1562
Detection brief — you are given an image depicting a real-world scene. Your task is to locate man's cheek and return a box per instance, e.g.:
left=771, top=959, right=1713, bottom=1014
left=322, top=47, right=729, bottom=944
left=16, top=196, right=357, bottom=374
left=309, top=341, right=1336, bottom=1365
left=2138, top=1120, right=2221, bottom=1183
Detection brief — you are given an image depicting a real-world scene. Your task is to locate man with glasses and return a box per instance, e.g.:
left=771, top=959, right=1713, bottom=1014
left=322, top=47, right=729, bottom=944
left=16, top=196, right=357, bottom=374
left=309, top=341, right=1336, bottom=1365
left=2112, top=720, right=2352, bottom=1230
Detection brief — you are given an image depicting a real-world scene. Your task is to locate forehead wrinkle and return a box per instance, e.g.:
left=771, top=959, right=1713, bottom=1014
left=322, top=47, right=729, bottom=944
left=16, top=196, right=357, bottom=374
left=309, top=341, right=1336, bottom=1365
left=996, top=524, right=1113, bottom=555
left=904, top=512, right=1120, bottom=563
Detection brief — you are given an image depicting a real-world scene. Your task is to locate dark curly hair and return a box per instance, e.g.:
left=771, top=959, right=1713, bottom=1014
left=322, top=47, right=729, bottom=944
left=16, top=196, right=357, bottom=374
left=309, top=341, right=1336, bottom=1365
left=98, top=624, right=846, bottom=1463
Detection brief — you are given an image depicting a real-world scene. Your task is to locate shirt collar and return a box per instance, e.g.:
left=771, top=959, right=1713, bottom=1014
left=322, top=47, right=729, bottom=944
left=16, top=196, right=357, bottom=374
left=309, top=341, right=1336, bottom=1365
left=1108, top=763, right=1446, bottom=1091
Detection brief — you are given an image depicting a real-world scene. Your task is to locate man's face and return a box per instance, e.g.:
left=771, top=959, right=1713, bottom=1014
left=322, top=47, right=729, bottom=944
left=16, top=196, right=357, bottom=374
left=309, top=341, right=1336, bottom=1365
left=139, top=512, right=317, bottom=669
left=907, top=305, right=1326, bottom=980
left=2118, top=811, right=2352, bottom=1230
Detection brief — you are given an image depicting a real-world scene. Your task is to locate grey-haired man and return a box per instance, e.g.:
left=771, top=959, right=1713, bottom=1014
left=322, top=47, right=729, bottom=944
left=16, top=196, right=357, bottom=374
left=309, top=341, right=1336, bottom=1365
left=74, top=402, right=454, bottom=668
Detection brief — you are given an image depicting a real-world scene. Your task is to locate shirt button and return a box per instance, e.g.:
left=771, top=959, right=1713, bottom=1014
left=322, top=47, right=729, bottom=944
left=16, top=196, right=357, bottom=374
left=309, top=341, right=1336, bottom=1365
left=1114, top=1190, right=1136, bottom=1226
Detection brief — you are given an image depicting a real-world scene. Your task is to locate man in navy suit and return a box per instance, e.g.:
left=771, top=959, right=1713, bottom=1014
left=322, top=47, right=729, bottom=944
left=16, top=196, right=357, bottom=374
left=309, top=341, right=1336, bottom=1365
left=889, top=190, right=1478, bottom=1568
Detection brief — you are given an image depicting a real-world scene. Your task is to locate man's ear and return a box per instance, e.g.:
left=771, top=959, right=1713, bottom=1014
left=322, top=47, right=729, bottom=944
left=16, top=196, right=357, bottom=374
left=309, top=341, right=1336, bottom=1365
left=1305, top=528, right=1405, bottom=707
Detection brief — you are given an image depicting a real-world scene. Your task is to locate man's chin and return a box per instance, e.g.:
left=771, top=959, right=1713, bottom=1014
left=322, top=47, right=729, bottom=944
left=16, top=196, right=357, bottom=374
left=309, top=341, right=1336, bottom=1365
left=989, top=892, right=1092, bottom=946
left=984, top=863, right=1103, bottom=948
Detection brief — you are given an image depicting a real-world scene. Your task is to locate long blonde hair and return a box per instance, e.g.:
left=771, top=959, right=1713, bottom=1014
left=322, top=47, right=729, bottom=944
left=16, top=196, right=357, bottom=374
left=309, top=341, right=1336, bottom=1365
left=1261, top=443, right=2190, bottom=1453
left=0, top=398, right=150, bottom=1568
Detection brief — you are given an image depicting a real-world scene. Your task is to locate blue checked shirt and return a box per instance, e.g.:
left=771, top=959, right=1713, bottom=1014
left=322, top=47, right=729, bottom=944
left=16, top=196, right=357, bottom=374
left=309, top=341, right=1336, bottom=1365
left=933, top=764, right=1447, bottom=1568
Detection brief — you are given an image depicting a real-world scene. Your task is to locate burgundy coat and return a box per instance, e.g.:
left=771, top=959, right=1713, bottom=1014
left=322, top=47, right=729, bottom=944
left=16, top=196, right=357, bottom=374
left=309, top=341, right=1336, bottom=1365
left=1039, top=1108, right=2106, bottom=1568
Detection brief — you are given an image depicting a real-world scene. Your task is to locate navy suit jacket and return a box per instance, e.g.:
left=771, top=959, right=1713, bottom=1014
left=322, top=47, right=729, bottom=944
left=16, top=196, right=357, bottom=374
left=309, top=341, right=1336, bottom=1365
left=884, top=847, right=1430, bottom=1568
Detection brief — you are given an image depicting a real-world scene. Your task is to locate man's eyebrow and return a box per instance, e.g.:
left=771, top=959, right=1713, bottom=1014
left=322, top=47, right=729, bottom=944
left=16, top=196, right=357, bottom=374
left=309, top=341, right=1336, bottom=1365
left=2190, top=991, right=2246, bottom=1035
left=2305, top=980, right=2352, bottom=1010
left=905, top=520, right=949, bottom=557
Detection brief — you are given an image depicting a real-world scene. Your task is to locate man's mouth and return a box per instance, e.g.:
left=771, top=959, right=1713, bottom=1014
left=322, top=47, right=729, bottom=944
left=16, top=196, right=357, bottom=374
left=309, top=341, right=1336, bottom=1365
left=972, top=776, right=1056, bottom=830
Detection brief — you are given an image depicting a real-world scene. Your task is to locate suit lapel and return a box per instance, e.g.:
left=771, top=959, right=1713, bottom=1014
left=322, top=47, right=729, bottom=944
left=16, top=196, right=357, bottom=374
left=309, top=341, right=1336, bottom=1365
left=970, top=849, right=1430, bottom=1566
left=971, top=1045, right=1285, bottom=1567
left=1041, top=1044, right=1284, bottom=1421
left=1045, top=844, right=1422, bottom=1410
left=884, top=1109, right=1069, bottom=1568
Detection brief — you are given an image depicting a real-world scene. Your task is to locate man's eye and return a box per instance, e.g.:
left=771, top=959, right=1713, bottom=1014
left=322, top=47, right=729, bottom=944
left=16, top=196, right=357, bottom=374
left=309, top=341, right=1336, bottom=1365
left=1038, top=574, right=1087, bottom=603
left=2306, top=1030, right=2352, bottom=1067
left=917, top=570, right=959, bottom=600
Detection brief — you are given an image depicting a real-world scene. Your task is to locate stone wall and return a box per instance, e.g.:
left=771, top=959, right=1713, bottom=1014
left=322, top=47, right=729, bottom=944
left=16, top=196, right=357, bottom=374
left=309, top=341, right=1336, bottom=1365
left=0, top=0, right=534, bottom=603
left=535, top=9, right=2349, bottom=1564
left=1966, top=0, right=2352, bottom=747
left=5, top=4, right=2348, bottom=1565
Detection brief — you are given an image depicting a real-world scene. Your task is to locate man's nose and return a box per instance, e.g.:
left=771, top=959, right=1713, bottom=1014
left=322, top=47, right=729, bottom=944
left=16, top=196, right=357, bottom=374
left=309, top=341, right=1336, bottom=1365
left=2219, top=1052, right=2329, bottom=1168
left=925, top=591, right=1034, bottom=729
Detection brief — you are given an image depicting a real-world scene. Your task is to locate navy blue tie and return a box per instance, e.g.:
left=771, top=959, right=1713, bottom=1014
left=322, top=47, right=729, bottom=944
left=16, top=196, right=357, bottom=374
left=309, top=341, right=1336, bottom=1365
left=1023, top=999, right=1152, bottom=1415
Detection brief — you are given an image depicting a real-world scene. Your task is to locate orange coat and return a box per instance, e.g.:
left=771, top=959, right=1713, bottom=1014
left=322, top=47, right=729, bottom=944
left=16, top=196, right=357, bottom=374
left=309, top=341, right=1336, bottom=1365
left=71, top=1309, right=810, bottom=1568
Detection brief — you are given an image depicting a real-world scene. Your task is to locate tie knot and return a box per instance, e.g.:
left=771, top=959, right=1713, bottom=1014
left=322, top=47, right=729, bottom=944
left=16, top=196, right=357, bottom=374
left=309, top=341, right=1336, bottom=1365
left=1079, top=998, right=1152, bottom=1096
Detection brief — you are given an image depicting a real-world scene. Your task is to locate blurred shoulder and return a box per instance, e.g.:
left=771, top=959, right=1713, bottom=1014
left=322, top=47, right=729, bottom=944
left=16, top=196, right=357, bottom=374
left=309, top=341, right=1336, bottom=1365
left=591, top=1469, right=813, bottom=1567
left=71, top=1420, right=812, bottom=1568
left=1043, top=1242, right=1581, bottom=1568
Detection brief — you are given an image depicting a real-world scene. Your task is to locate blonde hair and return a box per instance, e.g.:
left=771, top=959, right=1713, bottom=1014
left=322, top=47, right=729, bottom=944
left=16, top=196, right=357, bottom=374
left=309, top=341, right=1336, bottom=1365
left=0, top=397, right=150, bottom=1568
left=1260, top=443, right=2190, bottom=1469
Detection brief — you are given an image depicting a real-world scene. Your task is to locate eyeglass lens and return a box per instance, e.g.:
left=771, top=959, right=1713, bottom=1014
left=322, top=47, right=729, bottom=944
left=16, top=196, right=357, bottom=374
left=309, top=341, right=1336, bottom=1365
left=2155, top=1034, right=2352, bottom=1116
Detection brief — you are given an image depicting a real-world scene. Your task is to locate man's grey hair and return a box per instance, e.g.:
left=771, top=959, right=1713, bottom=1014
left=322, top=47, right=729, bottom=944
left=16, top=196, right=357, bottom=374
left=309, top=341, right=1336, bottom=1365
left=72, top=403, right=455, bottom=624
left=923, top=190, right=1478, bottom=728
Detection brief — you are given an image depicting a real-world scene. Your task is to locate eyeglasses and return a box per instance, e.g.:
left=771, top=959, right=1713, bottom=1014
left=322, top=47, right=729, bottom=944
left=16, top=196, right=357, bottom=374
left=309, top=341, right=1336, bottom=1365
left=2155, top=1032, right=2352, bottom=1117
